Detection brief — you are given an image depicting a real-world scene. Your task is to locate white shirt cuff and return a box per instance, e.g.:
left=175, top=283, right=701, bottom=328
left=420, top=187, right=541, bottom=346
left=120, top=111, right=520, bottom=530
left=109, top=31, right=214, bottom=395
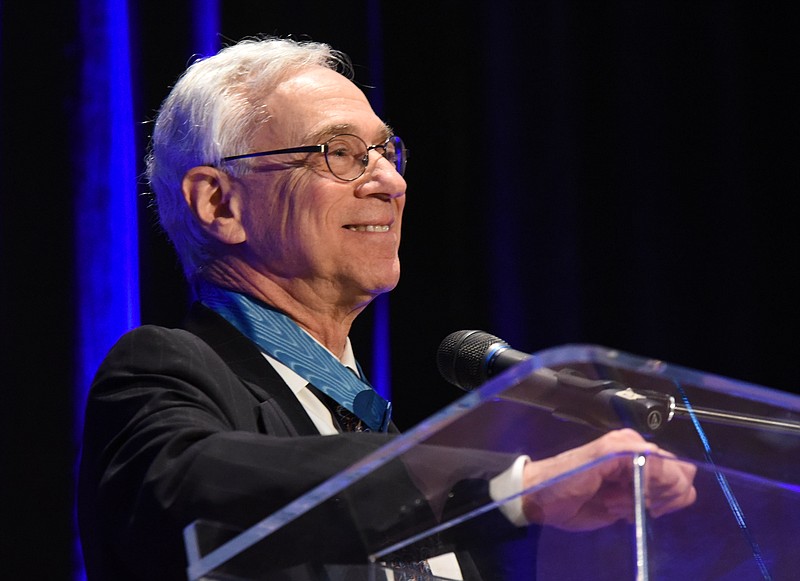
left=489, top=454, right=531, bottom=527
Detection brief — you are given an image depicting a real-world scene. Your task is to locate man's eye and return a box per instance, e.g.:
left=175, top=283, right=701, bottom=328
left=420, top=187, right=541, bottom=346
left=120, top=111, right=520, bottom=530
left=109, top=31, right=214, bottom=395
left=329, top=146, right=351, bottom=158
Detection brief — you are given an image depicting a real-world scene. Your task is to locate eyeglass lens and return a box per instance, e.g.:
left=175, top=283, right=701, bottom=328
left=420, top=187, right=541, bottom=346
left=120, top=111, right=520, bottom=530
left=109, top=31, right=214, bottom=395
left=324, top=134, right=406, bottom=181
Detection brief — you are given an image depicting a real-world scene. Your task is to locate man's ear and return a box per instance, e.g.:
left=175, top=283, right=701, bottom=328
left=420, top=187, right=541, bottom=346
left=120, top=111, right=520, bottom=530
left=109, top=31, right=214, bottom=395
left=182, top=166, right=247, bottom=245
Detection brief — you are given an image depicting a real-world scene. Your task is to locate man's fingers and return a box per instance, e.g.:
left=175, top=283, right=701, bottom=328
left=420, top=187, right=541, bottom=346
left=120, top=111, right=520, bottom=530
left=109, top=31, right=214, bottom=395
left=645, top=455, right=698, bottom=516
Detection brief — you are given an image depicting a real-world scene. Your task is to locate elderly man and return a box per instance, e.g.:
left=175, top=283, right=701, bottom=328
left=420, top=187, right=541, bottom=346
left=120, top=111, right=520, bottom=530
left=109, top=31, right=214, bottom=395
left=78, top=37, right=695, bottom=580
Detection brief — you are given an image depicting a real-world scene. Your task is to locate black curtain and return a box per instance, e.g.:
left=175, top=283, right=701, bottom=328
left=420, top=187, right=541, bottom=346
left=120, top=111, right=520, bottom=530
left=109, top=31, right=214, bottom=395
left=382, top=2, right=800, bottom=426
left=2, top=1, right=798, bottom=577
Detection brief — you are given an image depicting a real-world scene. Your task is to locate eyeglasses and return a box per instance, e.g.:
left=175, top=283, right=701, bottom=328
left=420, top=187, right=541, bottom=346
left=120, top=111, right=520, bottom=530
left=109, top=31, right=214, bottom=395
left=220, top=133, right=407, bottom=182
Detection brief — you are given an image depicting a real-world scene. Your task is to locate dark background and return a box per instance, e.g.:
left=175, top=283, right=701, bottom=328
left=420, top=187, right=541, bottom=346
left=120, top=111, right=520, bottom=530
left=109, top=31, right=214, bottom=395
left=2, top=1, right=798, bottom=577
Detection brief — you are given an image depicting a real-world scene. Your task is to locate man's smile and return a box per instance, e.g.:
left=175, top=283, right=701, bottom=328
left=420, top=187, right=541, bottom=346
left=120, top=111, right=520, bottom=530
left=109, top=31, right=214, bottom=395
left=343, top=224, right=391, bottom=232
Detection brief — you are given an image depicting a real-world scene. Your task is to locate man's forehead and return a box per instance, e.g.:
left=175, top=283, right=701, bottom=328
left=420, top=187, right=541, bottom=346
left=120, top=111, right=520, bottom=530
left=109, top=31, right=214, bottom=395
left=278, top=65, right=353, bottom=90
left=304, top=122, right=393, bottom=144
left=273, top=66, right=367, bottom=109
left=261, top=67, right=390, bottom=143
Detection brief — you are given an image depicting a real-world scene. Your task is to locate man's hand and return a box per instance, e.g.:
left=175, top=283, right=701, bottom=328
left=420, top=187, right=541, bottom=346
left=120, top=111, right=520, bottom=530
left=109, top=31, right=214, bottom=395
left=521, top=428, right=697, bottom=531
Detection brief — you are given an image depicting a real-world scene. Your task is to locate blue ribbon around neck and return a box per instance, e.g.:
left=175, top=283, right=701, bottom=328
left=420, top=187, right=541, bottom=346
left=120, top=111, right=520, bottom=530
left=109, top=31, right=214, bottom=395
left=199, top=284, right=392, bottom=432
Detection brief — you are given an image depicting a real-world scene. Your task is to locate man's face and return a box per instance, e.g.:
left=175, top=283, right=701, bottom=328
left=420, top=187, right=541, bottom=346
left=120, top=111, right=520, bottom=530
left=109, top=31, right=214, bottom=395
left=234, top=66, right=407, bottom=307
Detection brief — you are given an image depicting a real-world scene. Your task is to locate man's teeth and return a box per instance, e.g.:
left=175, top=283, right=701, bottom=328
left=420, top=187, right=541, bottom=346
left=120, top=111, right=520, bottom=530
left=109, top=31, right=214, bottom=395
left=345, top=225, right=390, bottom=232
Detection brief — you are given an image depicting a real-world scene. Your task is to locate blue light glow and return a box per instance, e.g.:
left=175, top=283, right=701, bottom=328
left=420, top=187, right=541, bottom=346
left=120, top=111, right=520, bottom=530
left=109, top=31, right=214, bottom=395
left=76, top=0, right=139, bottom=433
left=193, top=0, right=221, bottom=58
left=75, top=0, right=139, bottom=578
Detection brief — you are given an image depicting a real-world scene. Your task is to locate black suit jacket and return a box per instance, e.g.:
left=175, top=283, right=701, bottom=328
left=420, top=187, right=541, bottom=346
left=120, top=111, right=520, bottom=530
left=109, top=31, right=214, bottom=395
left=78, top=304, right=536, bottom=580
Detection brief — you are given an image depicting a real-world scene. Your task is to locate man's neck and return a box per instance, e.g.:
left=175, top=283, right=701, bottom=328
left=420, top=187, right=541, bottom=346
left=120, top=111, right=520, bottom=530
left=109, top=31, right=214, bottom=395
left=200, top=260, right=372, bottom=358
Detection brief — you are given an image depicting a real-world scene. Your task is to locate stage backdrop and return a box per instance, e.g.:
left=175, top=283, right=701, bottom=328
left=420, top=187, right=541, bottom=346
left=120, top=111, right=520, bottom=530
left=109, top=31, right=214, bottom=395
left=1, top=1, right=797, bottom=578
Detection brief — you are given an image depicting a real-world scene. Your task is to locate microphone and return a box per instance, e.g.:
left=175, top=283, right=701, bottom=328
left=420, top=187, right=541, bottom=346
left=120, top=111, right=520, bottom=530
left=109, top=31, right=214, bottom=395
left=437, top=330, right=675, bottom=434
left=437, top=330, right=532, bottom=390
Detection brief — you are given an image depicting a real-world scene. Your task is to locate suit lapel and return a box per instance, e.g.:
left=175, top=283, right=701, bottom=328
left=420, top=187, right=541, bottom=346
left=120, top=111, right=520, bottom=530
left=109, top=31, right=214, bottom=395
left=183, top=302, right=320, bottom=436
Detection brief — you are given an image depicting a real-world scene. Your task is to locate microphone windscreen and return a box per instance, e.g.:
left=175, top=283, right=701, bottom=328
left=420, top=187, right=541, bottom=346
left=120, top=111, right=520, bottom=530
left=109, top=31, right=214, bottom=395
left=437, top=330, right=509, bottom=391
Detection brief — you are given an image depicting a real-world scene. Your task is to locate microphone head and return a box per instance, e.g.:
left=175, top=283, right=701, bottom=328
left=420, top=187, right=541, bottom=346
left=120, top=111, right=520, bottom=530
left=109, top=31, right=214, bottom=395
left=437, top=330, right=510, bottom=391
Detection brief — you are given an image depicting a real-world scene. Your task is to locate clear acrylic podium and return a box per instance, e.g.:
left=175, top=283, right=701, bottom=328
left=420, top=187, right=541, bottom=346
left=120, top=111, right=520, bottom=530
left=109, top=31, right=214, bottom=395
left=184, top=344, right=800, bottom=580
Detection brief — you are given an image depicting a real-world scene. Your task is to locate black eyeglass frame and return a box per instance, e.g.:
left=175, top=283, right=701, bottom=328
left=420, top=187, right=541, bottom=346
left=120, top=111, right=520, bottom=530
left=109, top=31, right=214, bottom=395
left=219, top=133, right=407, bottom=182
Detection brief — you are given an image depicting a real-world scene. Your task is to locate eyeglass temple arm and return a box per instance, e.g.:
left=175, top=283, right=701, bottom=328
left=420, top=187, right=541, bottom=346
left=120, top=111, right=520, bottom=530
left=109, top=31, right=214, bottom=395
left=221, top=145, right=323, bottom=162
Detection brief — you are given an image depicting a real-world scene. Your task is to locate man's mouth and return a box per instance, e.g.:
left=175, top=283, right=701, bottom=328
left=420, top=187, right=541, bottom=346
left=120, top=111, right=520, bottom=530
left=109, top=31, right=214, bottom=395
left=344, top=224, right=391, bottom=232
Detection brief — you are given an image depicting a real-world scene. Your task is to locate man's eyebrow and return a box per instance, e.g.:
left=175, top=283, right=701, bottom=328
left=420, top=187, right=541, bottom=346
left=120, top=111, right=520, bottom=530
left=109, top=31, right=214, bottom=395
left=305, top=123, right=394, bottom=144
